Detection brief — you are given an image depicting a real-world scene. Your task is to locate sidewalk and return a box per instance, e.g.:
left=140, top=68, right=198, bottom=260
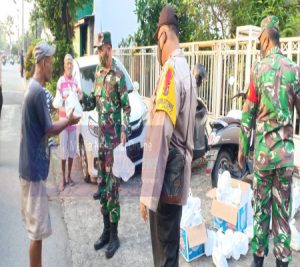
left=48, top=147, right=300, bottom=267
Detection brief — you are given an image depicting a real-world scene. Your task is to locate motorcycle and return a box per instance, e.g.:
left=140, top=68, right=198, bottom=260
left=192, top=64, right=209, bottom=160
left=205, top=78, right=254, bottom=187
left=2, top=56, right=6, bottom=65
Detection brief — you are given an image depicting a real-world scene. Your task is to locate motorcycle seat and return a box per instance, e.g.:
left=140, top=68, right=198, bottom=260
left=219, top=116, right=241, bottom=125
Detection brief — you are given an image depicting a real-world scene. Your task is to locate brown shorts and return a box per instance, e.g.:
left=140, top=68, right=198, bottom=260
left=20, top=178, right=52, bottom=240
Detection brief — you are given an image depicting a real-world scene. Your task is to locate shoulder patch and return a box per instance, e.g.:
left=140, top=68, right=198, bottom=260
left=155, top=65, right=177, bottom=126
left=247, top=75, right=258, bottom=104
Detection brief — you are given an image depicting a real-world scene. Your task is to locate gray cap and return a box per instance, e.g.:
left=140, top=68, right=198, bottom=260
left=34, top=41, right=56, bottom=63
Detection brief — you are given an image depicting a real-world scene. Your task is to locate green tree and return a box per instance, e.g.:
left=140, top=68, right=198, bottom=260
left=127, top=0, right=300, bottom=47
left=228, top=0, right=300, bottom=37
left=0, top=26, right=8, bottom=50
left=33, top=0, right=90, bottom=95
left=131, top=0, right=214, bottom=46
left=3, top=16, right=14, bottom=49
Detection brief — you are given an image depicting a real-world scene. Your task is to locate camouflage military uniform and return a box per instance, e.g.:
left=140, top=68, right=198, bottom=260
left=239, top=16, right=300, bottom=263
left=82, top=59, right=131, bottom=223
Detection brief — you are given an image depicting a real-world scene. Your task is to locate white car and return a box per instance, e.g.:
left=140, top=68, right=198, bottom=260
left=73, top=55, right=148, bottom=183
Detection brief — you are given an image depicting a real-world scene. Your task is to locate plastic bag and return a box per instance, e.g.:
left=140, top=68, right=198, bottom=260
left=216, top=171, right=232, bottom=202
left=222, top=229, right=234, bottom=259
left=237, top=231, right=249, bottom=255
left=112, top=144, right=135, bottom=182
left=217, top=171, right=231, bottom=191
left=65, top=91, right=83, bottom=118
left=205, top=230, right=216, bottom=256
left=245, top=225, right=254, bottom=242
left=181, top=191, right=203, bottom=228
left=212, top=246, right=229, bottom=267
left=290, top=219, right=300, bottom=251
left=230, top=231, right=248, bottom=260
left=53, top=90, right=63, bottom=108
left=231, top=187, right=242, bottom=206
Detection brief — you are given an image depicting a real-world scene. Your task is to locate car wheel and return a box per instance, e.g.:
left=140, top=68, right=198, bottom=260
left=211, top=150, right=232, bottom=188
left=79, top=137, right=91, bottom=183
left=134, top=163, right=142, bottom=176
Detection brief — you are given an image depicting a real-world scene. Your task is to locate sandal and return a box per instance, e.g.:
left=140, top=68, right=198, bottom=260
left=68, top=179, right=75, bottom=187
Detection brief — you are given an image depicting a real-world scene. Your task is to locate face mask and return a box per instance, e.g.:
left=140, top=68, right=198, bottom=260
left=100, top=52, right=109, bottom=67
left=157, top=32, right=167, bottom=66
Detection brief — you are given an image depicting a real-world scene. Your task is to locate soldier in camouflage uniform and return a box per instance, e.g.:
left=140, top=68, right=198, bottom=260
left=238, top=16, right=300, bottom=267
left=80, top=32, right=131, bottom=259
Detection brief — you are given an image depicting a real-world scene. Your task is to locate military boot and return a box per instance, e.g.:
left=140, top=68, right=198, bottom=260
left=94, top=209, right=110, bottom=251
left=250, top=254, right=264, bottom=267
left=105, top=222, right=120, bottom=259
left=93, top=191, right=100, bottom=200
left=276, top=258, right=289, bottom=267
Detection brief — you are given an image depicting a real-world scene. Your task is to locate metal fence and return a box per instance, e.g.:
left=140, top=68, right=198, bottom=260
left=114, top=26, right=300, bottom=132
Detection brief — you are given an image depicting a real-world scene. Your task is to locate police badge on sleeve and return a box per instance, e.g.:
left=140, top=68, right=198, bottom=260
left=155, top=65, right=177, bottom=126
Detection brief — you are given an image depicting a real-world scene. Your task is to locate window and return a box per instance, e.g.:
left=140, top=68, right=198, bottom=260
left=80, top=64, right=97, bottom=95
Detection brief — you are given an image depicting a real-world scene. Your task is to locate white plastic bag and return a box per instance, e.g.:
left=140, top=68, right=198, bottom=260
left=181, top=191, right=203, bottom=228
left=245, top=225, right=254, bottom=241
left=232, top=234, right=241, bottom=260
left=237, top=232, right=249, bottom=255
left=216, top=171, right=232, bottom=202
left=65, top=91, right=83, bottom=118
left=212, top=246, right=229, bottom=267
left=112, top=144, right=135, bottom=182
left=217, top=171, right=231, bottom=191
left=205, top=230, right=216, bottom=257
left=231, top=231, right=248, bottom=260
left=290, top=219, right=300, bottom=251
left=53, top=90, right=63, bottom=108
left=231, top=187, right=242, bottom=206
left=223, top=229, right=234, bottom=259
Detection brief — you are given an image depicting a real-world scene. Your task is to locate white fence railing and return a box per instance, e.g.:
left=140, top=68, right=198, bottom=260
left=114, top=27, right=300, bottom=136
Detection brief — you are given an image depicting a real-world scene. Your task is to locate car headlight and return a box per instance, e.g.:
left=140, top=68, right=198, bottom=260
left=88, top=116, right=99, bottom=137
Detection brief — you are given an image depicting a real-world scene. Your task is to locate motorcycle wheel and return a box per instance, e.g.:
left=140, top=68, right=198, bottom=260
left=211, top=150, right=232, bottom=187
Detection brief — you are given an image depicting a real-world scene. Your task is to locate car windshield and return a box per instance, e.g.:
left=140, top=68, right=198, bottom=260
left=80, top=60, right=133, bottom=95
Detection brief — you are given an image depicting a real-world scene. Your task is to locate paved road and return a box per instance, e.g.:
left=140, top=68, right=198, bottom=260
left=49, top=149, right=300, bottom=267
left=0, top=64, right=71, bottom=267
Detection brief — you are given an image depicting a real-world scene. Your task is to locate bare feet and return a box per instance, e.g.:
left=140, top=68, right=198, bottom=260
left=67, top=177, right=75, bottom=187
left=60, top=179, right=67, bottom=192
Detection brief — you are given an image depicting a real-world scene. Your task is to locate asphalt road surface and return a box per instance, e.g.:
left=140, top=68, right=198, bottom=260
left=0, top=64, right=71, bottom=267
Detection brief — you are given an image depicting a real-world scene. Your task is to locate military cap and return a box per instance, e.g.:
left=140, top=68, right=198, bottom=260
left=260, top=16, right=279, bottom=33
left=94, top=32, right=112, bottom=48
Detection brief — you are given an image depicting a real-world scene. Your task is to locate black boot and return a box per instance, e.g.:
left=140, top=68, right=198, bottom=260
left=105, top=222, right=120, bottom=259
left=94, top=210, right=110, bottom=251
left=276, top=258, right=289, bottom=267
left=250, top=254, right=264, bottom=267
left=93, top=191, right=100, bottom=200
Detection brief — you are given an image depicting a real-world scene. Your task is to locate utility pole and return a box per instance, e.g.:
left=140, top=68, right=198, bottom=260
left=22, top=0, right=24, bottom=51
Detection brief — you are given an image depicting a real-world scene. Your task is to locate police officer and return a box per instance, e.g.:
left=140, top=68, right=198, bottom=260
left=238, top=16, right=300, bottom=267
left=80, top=32, right=131, bottom=259
left=140, top=5, right=197, bottom=267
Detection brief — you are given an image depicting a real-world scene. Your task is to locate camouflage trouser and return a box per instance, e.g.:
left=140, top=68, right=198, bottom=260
left=97, top=145, right=120, bottom=223
left=252, top=166, right=293, bottom=262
